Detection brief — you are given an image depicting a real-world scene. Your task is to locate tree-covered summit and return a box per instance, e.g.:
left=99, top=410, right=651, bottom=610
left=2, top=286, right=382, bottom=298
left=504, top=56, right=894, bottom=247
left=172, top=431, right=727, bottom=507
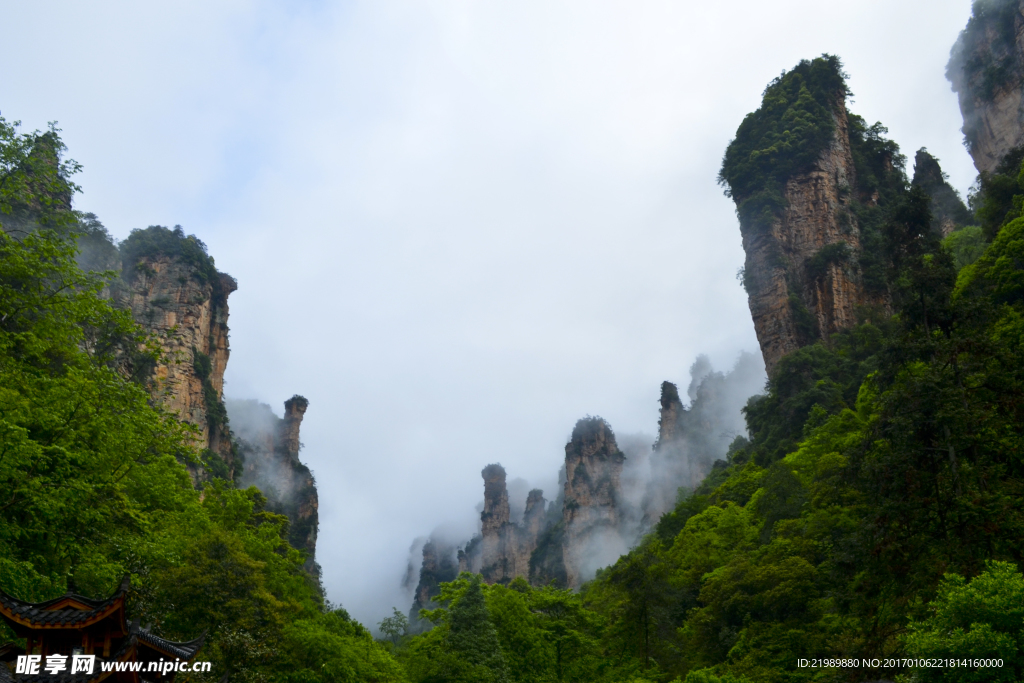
left=719, top=55, right=849, bottom=231
left=119, top=224, right=221, bottom=286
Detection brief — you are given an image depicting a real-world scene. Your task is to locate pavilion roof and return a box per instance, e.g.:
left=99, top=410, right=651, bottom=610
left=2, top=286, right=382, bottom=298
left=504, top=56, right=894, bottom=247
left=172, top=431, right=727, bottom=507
left=0, top=577, right=129, bottom=631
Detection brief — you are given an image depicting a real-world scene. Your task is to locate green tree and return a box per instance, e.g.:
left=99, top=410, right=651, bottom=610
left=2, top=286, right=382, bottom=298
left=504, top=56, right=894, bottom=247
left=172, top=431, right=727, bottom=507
left=447, top=575, right=510, bottom=683
left=379, top=607, right=409, bottom=646
left=904, top=562, right=1024, bottom=682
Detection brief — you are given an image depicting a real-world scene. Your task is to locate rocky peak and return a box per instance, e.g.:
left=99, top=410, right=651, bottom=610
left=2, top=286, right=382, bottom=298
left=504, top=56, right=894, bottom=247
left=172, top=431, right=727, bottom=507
left=947, top=0, right=1024, bottom=175
left=477, top=464, right=547, bottom=585
left=227, top=396, right=320, bottom=576
left=911, top=149, right=973, bottom=236
left=408, top=538, right=459, bottom=630
left=115, top=227, right=238, bottom=478
left=481, top=463, right=511, bottom=533
left=656, top=381, right=683, bottom=448
left=562, top=417, right=625, bottom=588
left=523, top=489, right=547, bottom=538
left=283, top=394, right=309, bottom=457
left=723, top=58, right=872, bottom=375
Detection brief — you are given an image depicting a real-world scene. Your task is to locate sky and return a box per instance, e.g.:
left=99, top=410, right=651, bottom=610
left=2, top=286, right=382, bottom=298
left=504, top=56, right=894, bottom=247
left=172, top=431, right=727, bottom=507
left=4, top=0, right=979, bottom=625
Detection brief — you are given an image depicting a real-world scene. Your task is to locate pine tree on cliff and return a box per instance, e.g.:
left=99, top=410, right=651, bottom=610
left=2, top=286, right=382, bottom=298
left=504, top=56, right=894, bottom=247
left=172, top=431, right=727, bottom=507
left=446, top=575, right=510, bottom=683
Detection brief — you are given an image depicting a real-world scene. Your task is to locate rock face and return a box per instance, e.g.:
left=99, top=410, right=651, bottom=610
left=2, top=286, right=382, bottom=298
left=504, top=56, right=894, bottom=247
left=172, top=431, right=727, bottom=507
left=478, top=464, right=548, bottom=584
left=739, top=95, right=869, bottom=375
left=948, top=0, right=1024, bottom=175
left=561, top=417, right=625, bottom=589
left=911, top=149, right=974, bottom=236
left=407, top=356, right=765, bottom=602
left=117, top=253, right=237, bottom=477
left=408, top=538, right=460, bottom=630
left=228, top=396, right=320, bottom=575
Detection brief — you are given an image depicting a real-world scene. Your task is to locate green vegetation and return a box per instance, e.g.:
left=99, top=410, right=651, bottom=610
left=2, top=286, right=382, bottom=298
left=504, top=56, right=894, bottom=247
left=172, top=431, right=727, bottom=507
left=0, top=126, right=402, bottom=682
left=972, top=145, right=1024, bottom=239
left=193, top=347, right=229, bottom=432
left=0, top=117, right=80, bottom=235
left=120, top=224, right=219, bottom=285
left=904, top=562, right=1024, bottom=682
left=847, top=115, right=908, bottom=299
left=949, top=0, right=1021, bottom=104
left=7, top=40, right=1024, bottom=681
left=400, top=576, right=609, bottom=683
left=943, top=224, right=988, bottom=271
left=719, top=55, right=849, bottom=232
left=400, top=69, right=1024, bottom=681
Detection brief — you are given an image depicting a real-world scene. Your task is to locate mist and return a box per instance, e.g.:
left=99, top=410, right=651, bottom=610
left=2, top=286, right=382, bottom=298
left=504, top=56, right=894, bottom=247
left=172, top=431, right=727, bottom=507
left=405, top=351, right=766, bottom=600
left=2, top=0, right=979, bottom=626
left=227, top=399, right=298, bottom=503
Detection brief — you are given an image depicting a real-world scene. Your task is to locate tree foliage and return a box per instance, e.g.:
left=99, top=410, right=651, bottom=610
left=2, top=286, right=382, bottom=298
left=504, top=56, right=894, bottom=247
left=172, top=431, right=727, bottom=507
left=0, top=124, right=402, bottom=683
left=719, top=55, right=849, bottom=232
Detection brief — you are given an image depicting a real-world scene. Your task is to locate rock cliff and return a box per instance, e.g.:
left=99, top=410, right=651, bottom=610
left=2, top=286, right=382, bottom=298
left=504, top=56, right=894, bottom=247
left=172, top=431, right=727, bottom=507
left=738, top=94, right=865, bottom=375
left=409, top=355, right=764, bottom=600
left=407, top=538, right=460, bottom=631
left=116, top=226, right=320, bottom=573
left=115, top=228, right=238, bottom=478
left=720, top=57, right=904, bottom=375
left=228, top=395, right=320, bottom=575
left=948, top=0, right=1024, bottom=175
left=561, top=417, right=625, bottom=588
left=477, top=464, right=547, bottom=584
left=911, top=149, right=973, bottom=236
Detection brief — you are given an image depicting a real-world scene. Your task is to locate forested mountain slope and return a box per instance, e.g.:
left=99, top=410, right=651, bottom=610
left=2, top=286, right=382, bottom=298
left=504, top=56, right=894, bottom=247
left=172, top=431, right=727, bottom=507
left=4, top=1, right=1024, bottom=682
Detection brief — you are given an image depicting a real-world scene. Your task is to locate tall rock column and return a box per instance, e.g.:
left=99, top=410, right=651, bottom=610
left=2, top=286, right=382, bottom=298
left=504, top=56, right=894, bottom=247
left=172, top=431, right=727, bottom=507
left=282, top=395, right=318, bottom=573
left=741, top=97, right=861, bottom=374
left=283, top=394, right=308, bottom=456
left=655, top=382, right=683, bottom=449
left=480, top=464, right=513, bottom=583
left=116, top=231, right=238, bottom=478
left=226, top=395, right=320, bottom=576
left=562, top=417, right=625, bottom=589
left=947, top=0, right=1024, bottom=175
left=478, top=465, right=546, bottom=584
left=723, top=57, right=871, bottom=375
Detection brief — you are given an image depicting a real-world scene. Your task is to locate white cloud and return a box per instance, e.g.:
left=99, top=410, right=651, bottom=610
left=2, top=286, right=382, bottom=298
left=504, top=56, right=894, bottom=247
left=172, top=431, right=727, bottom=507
left=4, top=0, right=976, bottom=624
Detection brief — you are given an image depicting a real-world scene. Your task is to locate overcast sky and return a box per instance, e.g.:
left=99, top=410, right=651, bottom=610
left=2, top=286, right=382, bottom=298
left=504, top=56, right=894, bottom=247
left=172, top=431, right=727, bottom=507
left=5, top=0, right=978, bottom=625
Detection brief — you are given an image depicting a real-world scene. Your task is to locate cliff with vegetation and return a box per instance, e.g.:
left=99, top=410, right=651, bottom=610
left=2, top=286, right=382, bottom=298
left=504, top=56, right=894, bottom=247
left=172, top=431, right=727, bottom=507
left=115, top=226, right=237, bottom=480
left=911, top=148, right=974, bottom=235
left=560, top=418, right=626, bottom=589
left=404, top=21, right=1024, bottom=680
left=948, top=0, right=1024, bottom=175
left=720, top=57, right=878, bottom=374
left=0, top=117, right=400, bottom=683
left=228, top=395, right=320, bottom=574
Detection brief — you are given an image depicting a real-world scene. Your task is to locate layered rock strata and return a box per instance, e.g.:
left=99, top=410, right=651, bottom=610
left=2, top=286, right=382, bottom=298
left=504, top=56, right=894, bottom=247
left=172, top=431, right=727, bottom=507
left=948, top=0, right=1024, bottom=175
left=117, top=253, right=237, bottom=477
left=561, top=417, right=625, bottom=589
left=739, top=94, right=868, bottom=375
left=478, top=464, right=547, bottom=584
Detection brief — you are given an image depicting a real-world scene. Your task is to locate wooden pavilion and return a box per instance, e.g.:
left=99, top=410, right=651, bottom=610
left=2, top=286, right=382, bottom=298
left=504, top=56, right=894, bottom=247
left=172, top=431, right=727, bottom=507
left=0, top=576, right=204, bottom=682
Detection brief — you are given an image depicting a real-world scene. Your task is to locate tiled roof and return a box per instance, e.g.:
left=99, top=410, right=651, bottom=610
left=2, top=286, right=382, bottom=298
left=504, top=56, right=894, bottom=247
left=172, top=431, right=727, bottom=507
left=136, top=628, right=206, bottom=661
left=0, top=577, right=129, bottom=629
